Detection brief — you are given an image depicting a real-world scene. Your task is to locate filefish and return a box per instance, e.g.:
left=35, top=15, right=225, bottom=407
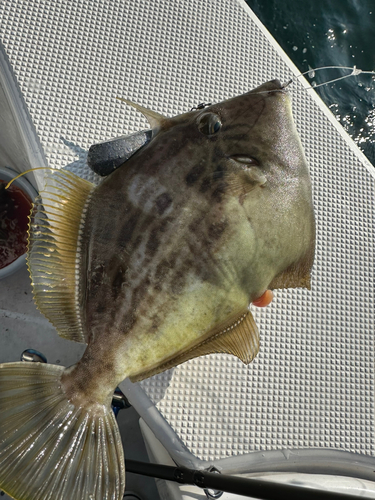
left=0, top=80, right=315, bottom=500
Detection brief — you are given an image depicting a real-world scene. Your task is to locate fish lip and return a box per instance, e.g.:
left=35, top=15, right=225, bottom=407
left=248, top=79, right=287, bottom=95
left=268, top=79, right=283, bottom=89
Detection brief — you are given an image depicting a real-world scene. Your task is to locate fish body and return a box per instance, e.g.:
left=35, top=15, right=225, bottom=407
left=72, top=80, right=314, bottom=393
left=0, top=80, right=315, bottom=500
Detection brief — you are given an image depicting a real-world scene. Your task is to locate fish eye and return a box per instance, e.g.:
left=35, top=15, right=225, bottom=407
left=197, top=113, right=222, bottom=136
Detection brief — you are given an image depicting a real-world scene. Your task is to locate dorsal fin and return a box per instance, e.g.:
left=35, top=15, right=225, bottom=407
left=116, top=97, right=167, bottom=132
left=27, top=170, right=95, bottom=343
left=130, top=310, right=259, bottom=382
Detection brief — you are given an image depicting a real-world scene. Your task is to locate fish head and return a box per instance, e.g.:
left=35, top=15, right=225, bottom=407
left=85, top=80, right=315, bottom=346
left=137, top=79, right=315, bottom=295
left=182, top=79, right=310, bottom=192
left=146, top=79, right=312, bottom=201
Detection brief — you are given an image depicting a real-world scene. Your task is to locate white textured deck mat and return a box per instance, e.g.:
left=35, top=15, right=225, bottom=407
left=1, top=0, right=374, bottom=462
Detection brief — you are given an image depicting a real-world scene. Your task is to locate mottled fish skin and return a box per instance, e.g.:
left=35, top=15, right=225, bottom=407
left=62, top=80, right=315, bottom=405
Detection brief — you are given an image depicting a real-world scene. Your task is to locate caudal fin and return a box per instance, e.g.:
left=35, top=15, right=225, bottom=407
left=0, top=362, right=125, bottom=500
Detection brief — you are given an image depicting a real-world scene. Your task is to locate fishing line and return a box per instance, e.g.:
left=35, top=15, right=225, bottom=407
left=285, top=65, right=375, bottom=90
left=247, top=66, right=375, bottom=96
left=4, top=167, right=60, bottom=190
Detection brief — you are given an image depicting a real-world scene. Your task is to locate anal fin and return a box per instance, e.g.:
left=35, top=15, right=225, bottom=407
left=130, top=310, right=259, bottom=382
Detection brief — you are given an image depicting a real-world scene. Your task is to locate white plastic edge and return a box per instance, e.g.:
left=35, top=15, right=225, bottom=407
left=0, top=42, right=48, bottom=190
left=121, top=379, right=375, bottom=482
left=140, top=419, right=375, bottom=500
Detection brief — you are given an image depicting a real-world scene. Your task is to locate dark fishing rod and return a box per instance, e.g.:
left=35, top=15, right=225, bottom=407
left=126, top=459, right=364, bottom=500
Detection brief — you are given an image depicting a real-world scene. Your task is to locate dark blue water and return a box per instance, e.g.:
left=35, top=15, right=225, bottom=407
left=246, top=0, right=375, bottom=165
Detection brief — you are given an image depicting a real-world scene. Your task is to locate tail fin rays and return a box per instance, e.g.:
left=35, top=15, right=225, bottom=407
left=0, top=362, right=125, bottom=500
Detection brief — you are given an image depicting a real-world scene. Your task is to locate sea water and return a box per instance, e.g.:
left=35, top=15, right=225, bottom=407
left=246, top=0, right=375, bottom=165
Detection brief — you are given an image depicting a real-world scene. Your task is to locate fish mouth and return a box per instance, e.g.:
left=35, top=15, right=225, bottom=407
left=247, top=79, right=286, bottom=95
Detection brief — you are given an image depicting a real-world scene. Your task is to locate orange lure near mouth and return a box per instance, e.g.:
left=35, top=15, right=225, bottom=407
left=252, top=289, right=274, bottom=307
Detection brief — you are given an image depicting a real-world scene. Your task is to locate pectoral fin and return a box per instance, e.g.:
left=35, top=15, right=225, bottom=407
left=130, top=310, right=260, bottom=382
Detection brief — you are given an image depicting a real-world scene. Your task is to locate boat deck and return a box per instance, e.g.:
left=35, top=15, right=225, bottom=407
left=1, top=1, right=374, bottom=498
